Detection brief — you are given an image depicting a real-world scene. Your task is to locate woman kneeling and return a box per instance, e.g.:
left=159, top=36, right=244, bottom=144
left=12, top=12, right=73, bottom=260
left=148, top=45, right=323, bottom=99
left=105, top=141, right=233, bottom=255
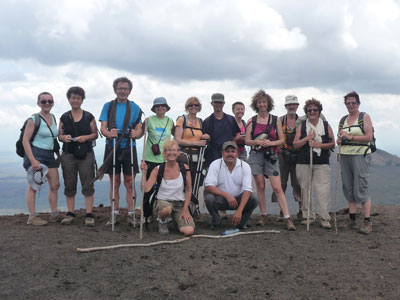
left=143, top=139, right=195, bottom=236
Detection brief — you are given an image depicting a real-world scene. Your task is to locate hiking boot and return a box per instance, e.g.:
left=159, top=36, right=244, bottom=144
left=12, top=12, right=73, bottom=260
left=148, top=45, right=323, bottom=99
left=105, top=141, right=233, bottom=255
left=301, top=218, right=315, bottom=225
left=321, top=219, right=331, bottom=229
left=85, top=217, right=95, bottom=227
left=158, top=221, right=169, bottom=235
left=284, top=218, right=296, bottom=231
left=61, top=215, right=75, bottom=225
left=358, top=220, right=372, bottom=234
left=27, top=216, right=48, bottom=226
left=339, top=218, right=358, bottom=230
left=105, top=214, right=120, bottom=226
left=276, top=211, right=284, bottom=222
left=297, top=210, right=303, bottom=221
left=256, top=215, right=268, bottom=226
left=127, top=213, right=138, bottom=226
left=49, top=213, right=63, bottom=223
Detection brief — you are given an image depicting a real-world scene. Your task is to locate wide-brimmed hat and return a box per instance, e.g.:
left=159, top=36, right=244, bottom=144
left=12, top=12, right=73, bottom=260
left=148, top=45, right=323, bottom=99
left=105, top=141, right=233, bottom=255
left=222, top=141, right=238, bottom=150
left=151, top=97, right=170, bottom=112
left=285, top=95, right=299, bottom=105
left=211, top=93, right=225, bottom=103
left=27, top=164, right=48, bottom=191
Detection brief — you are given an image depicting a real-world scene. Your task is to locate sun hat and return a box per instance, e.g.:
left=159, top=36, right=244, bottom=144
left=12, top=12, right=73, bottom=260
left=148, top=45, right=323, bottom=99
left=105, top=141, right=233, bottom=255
left=211, top=93, right=225, bottom=103
left=285, top=95, right=299, bottom=105
left=222, top=141, right=238, bottom=150
left=151, top=97, right=171, bottom=112
left=27, top=164, right=48, bottom=191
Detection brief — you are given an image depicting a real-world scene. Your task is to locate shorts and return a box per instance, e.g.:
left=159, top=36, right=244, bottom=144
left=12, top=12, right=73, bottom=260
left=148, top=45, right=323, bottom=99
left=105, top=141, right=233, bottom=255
left=23, top=145, right=58, bottom=170
left=103, top=144, right=139, bottom=175
left=248, top=150, right=280, bottom=177
left=155, top=200, right=195, bottom=229
left=61, top=152, right=95, bottom=197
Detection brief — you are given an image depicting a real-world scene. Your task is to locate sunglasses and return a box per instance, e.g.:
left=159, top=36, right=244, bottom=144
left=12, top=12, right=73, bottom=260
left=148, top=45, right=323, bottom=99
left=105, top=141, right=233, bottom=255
left=188, top=103, right=200, bottom=108
left=154, top=104, right=167, bottom=108
left=40, top=100, right=54, bottom=105
left=345, top=102, right=358, bottom=106
left=306, top=108, right=319, bottom=113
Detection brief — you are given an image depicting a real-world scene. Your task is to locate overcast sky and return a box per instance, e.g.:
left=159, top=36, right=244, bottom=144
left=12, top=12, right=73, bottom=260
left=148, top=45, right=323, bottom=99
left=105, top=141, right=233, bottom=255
left=1, top=0, right=399, bottom=161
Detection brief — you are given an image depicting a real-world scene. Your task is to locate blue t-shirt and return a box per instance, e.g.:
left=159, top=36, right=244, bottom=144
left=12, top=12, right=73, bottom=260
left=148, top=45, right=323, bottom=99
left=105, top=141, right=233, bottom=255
left=99, top=100, right=142, bottom=148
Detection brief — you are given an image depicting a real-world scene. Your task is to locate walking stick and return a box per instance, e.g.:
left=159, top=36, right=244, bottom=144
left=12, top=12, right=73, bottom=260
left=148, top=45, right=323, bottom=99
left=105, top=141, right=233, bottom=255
left=112, top=135, right=116, bottom=232
left=139, top=118, right=149, bottom=240
left=307, top=146, right=313, bottom=232
left=130, top=136, right=137, bottom=228
left=333, top=145, right=341, bottom=234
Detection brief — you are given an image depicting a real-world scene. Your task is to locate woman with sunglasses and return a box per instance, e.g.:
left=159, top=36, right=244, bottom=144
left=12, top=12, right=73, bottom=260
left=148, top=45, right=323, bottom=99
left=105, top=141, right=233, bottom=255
left=337, top=91, right=374, bottom=234
left=22, top=92, right=61, bottom=226
left=293, top=98, right=334, bottom=229
left=245, top=90, right=296, bottom=230
left=58, top=86, right=98, bottom=227
left=175, top=97, right=207, bottom=187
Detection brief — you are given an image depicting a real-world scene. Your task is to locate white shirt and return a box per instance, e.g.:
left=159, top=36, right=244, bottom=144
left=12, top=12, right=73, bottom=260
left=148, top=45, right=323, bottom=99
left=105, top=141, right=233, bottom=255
left=157, top=172, right=185, bottom=201
left=204, top=158, right=252, bottom=197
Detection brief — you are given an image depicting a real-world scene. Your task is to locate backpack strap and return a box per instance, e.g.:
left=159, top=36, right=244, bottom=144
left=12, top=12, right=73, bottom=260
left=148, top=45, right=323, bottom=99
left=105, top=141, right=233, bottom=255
left=339, top=115, right=348, bottom=130
left=250, top=115, right=258, bottom=139
left=154, top=162, right=188, bottom=197
left=358, top=112, right=366, bottom=133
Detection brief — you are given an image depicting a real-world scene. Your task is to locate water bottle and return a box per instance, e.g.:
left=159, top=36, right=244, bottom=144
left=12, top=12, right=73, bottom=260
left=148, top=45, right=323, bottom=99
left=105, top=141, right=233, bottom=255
left=221, top=228, right=240, bottom=236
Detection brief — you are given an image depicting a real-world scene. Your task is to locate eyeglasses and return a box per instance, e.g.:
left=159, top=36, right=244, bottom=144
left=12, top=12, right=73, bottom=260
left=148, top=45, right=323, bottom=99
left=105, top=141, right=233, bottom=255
left=345, top=102, right=358, bottom=106
left=154, top=104, right=167, bottom=108
left=306, top=108, right=319, bottom=113
left=40, top=100, right=54, bottom=105
left=188, top=103, right=200, bottom=108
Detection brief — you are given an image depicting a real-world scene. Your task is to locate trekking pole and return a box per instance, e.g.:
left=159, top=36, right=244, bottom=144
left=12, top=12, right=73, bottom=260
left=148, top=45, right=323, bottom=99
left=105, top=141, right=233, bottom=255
left=130, top=136, right=137, bottom=228
left=307, top=146, right=313, bottom=232
left=333, top=145, right=341, bottom=234
left=112, top=134, right=117, bottom=232
left=193, top=146, right=204, bottom=198
left=139, top=118, right=149, bottom=240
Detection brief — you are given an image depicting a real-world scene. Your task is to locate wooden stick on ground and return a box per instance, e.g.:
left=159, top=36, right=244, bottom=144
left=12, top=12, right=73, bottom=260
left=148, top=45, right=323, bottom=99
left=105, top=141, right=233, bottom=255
left=76, top=230, right=280, bottom=253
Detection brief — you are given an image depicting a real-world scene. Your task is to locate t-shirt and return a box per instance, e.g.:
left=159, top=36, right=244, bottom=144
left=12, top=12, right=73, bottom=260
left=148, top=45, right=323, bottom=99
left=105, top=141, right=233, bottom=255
left=145, top=116, right=174, bottom=163
left=176, top=116, right=202, bottom=143
left=31, top=114, right=58, bottom=151
left=202, top=113, right=240, bottom=167
left=99, top=100, right=142, bottom=148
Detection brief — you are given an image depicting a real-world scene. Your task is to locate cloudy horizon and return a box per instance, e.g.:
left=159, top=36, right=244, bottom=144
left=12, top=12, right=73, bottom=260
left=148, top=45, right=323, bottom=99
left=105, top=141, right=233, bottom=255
left=1, top=0, right=400, bottom=160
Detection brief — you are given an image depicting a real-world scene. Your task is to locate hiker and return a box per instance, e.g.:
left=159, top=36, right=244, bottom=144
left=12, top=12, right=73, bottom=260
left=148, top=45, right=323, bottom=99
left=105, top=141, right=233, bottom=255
left=175, top=96, right=208, bottom=186
left=293, top=98, right=334, bottom=229
left=337, top=91, right=374, bottom=234
left=232, top=101, right=247, bottom=161
left=245, top=90, right=296, bottom=231
left=202, top=93, right=240, bottom=168
left=143, top=139, right=195, bottom=236
left=141, top=97, right=174, bottom=222
left=99, top=77, right=143, bottom=226
left=204, top=141, right=258, bottom=230
left=22, top=92, right=61, bottom=226
left=271, top=95, right=302, bottom=221
left=58, top=87, right=98, bottom=226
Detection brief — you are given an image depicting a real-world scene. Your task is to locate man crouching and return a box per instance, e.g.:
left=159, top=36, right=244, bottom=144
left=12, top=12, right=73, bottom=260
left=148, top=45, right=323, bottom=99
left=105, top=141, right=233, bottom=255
left=204, top=141, right=258, bottom=230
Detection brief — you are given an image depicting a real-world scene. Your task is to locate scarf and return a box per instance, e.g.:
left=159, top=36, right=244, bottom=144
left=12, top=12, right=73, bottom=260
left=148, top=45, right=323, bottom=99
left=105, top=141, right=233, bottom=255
left=306, top=118, right=324, bottom=156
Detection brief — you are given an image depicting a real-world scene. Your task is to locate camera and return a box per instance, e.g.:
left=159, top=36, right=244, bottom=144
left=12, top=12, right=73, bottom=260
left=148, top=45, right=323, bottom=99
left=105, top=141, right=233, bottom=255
left=263, top=149, right=277, bottom=164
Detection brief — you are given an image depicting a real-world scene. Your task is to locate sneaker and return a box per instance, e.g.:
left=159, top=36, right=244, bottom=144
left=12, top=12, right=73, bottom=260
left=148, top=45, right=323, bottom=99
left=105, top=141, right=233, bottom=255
left=339, top=218, right=358, bottom=230
left=256, top=215, right=268, bottom=226
left=321, top=219, right=331, bottom=229
left=300, top=218, right=315, bottom=225
left=61, top=215, right=75, bottom=225
left=105, top=214, right=120, bottom=226
left=49, top=213, right=63, bottom=223
left=127, top=213, right=137, bottom=226
left=358, top=220, right=372, bottom=234
left=158, top=221, right=169, bottom=235
left=85, top=217, right=95, bottom=227
left=276, top=211, right=284, bottom=222
left=27, top=216, right=48, bottom=226
left=284, top=218, right=296, bottom=231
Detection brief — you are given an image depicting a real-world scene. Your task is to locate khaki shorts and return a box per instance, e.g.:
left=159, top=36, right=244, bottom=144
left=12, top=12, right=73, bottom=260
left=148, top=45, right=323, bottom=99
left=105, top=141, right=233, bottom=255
left=155, top=200, right=195, bottom=229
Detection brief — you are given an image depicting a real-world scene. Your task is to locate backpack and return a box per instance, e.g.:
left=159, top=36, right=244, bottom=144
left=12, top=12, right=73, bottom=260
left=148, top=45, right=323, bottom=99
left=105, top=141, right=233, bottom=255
left=144, top=161, right=188, bottom=219
left=16, top=113, right=41, bottom=157
left=339, top=112, right=376, bottom=155
left=177, top=114, right=203, bottom=137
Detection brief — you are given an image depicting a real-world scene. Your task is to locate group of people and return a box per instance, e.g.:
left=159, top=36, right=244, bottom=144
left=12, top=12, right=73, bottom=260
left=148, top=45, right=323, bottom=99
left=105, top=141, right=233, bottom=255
left=22, top=77, right=374, bottom=236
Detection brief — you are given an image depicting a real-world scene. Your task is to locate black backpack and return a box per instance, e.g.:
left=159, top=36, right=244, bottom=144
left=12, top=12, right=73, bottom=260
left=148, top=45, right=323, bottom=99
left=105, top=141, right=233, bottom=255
left=339, top=112, right=376, bottom=155
left=16, top=114, right=41, bottom=158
